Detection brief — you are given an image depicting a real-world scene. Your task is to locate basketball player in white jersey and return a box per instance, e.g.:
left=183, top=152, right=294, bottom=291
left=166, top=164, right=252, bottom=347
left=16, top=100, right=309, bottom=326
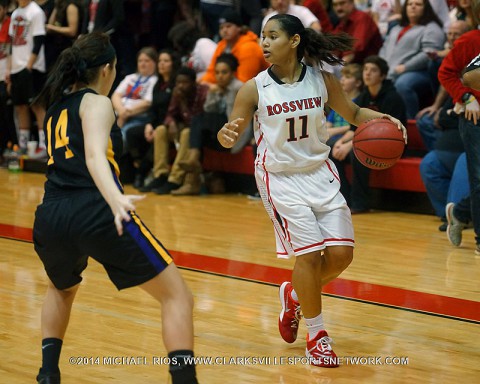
left=218, top=14, right=407, bottom=367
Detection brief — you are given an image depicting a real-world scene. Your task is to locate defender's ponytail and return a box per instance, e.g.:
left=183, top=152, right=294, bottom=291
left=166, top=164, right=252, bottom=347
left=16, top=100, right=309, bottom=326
left=33, top=32, right=115, bottom=109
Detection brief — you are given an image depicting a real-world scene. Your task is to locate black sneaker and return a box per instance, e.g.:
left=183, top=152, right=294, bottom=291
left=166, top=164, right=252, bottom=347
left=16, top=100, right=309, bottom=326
left=37, top=370, right=60, bottom=384
left=140, top=175, right=168, bottom=192
left=153, top=181, right=181, bottom=195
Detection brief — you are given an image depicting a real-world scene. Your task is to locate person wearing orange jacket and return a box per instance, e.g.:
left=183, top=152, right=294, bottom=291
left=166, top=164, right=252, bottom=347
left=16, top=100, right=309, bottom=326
left=201, top=8, right=268, bottom=85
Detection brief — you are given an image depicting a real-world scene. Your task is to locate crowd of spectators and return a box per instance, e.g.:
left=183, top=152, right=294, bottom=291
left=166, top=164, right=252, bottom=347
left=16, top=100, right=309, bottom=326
left=0, top=0, right=479, bottom=226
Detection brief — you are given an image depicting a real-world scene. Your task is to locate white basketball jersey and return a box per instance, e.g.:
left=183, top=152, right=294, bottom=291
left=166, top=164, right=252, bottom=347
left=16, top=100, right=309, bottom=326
left=254, top=64, right=330, bottom=173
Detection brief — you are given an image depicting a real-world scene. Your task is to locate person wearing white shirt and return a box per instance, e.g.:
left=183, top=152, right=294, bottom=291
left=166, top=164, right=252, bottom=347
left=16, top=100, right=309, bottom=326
left=262, top=0, right=322, bottom=32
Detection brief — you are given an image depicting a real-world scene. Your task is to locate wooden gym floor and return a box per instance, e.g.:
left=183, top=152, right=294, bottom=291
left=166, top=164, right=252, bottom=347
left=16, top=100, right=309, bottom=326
left=0, top=170, right=479, bottom=383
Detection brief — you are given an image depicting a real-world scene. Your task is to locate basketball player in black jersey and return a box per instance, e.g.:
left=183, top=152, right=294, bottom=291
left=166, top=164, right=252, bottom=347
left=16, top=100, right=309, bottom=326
left=32, top=32, right=198, bottom=384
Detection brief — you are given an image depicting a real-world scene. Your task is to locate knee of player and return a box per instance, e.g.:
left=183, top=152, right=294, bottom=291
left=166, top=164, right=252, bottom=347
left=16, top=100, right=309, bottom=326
left=184, top=287, right=194, bottom=310
left=295, top=251, right=322, bottom=269
left=173, top=282, right=195, bottom=311
left=337, top=249, right=353, bottom=270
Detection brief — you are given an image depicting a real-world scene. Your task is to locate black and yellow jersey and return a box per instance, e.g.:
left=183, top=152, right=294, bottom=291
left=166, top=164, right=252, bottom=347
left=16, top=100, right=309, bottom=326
left=43, top=88, right=123, bottom=197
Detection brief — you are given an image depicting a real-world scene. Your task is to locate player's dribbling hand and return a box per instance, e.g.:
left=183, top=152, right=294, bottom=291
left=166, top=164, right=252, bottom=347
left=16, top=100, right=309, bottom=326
left=113, top=195, right=146, bottom=236
left=218, top=118, right=244, bottom=148
left=381, top=114, right=408, bottom=144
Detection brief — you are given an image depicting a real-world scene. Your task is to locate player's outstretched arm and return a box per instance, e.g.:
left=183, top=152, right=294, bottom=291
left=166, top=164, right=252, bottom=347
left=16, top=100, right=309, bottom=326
left=218, top=79, right=258, bottom=149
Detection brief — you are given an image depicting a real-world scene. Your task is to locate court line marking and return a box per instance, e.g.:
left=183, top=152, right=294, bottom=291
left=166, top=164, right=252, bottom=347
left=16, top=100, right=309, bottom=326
left=1, top=223, right=478, bottom=324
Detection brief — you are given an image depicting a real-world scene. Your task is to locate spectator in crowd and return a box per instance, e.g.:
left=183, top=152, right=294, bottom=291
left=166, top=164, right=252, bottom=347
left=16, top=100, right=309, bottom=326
left=326, top=63, right=363, bottom=202
left=167, top=20, right=217, bottom=80
left=148, top=0, right=178, bottom=51
left=35, top=0, right=54, bottom=20
left=450, top=0, right=475, bottom=29
left=199, top=0, right=234, bottom=38
left=82, top=0, right=135, bottom=88
left=432, top=153, right=470, bottom=231
left=446, top=195, right=473, bottom=247
left=176, top=53, right=243, bottom=195
left=298, top=0, right=333, bottom=32
left=127, top=49, right=180, bottom=190
left=391, top=0, right=451, bottom=32
left=0, top=0, right=15, bottom=158
left=419, top=99, right=468, bottom=229
left=416, top=86, right=449, bottom=151
left=201, top=8, right=268, bottom=84
left=428, top=20, right=470, bottom=92
left=7, top=0, right=47, bottom=157
left=331, top=56, right=406, bottom=211
left=445, top=20, right=472, bottom=57
left=236, top=0, right=264, bottom=37
left=427, top=0, right=451, bottom=33
left=332, top=0, right=383, bottom=64
left=5, top=0, right=17, bottom=14
left=416, top=19, right=470, bottom=150
left=44, top=0, right=83, bottom=71
left=371, top=0, right=397, bottom=38
left=379, top=0, right=445, bottom=119
left=82, top=0, right=124, bottom=41
left=151, top=67, right=209, bottom=195
left=438, top=0, right=480, bottom=254
left=200, top=0, right=265, bottom=39
left=136, top=1, right=195, bottom=51
left=262, top=0, right=322, bottom=32
left=354, top=0, right=371, bottom=12
left=111, top=47, right=158, bottom=149
left=326, top=63, right=363, bottom=138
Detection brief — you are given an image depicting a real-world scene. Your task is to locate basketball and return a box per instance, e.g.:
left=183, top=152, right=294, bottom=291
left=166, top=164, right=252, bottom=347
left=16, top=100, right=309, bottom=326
left=353, top=118, right=405, bottom=170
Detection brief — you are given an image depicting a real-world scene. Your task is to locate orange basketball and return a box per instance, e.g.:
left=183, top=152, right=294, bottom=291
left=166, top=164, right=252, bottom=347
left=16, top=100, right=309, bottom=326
left=353, top=118, right=405, bottom=170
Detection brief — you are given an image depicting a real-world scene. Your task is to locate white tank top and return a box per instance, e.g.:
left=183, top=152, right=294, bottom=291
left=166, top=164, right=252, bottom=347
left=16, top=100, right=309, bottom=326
left=254, top=64, right=330, bottom=173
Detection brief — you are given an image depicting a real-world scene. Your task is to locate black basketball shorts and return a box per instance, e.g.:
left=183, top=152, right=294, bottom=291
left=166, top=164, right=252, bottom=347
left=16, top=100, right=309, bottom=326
left=33, top=189, right=172, bottom=290
left=10, top=68, right=46, bottom=105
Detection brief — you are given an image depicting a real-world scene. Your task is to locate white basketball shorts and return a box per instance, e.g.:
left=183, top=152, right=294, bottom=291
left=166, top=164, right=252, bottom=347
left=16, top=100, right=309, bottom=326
left=255, top=159, right=355, bottom=258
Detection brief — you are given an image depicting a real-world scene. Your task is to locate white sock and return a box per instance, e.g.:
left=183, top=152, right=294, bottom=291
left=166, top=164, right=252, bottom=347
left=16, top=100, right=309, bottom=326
left=18, top=130, right=29, bottom=150
left=305, top=313, right=324, bottom=339
left=291, top=288, right=299, bottom=302
left=38, top=129, right=46, bottom=149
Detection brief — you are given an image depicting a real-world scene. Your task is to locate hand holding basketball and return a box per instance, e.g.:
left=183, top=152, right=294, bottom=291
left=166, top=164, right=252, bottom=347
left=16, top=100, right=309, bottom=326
left=353, top=117, right=407, bottom=170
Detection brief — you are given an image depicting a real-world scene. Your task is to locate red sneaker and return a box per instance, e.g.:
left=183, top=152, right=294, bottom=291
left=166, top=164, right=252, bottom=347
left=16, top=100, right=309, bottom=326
left=306, top=330, right=339, bottom=367
left=278, top=282, right=302, bottom=343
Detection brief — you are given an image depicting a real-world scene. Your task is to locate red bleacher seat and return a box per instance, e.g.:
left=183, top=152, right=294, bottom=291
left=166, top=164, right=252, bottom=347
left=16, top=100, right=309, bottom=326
left=203, top=146, right=255, bottom=174
left=405, top=119, right=426, bottom=152
left=369, top=158, right=425, bottom=192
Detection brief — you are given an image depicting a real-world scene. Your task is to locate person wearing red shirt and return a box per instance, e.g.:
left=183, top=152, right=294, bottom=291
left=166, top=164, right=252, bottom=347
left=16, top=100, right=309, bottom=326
left=302, top=0, right=333, bottom=32
left=438, top=15, right=480, bottom=255
left=332, top=0, right=383, bottom=64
